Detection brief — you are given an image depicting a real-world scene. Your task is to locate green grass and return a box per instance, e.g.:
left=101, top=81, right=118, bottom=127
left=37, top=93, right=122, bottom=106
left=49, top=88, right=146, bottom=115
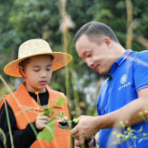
left=0, top=83, right=14, bottom=102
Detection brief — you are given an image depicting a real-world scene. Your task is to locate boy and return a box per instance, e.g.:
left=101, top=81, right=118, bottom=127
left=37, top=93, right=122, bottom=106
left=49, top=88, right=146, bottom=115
left=0, top=39, right=72, bottom=148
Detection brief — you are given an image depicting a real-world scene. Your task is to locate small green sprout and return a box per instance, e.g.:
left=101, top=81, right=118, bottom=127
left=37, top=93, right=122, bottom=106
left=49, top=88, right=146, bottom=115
left=145, top=110, right=148, bottom=114
left=127, top=127, right=131, bottom=131
left=124, top=131, right=127, bottom=134
left=138, top=126, right=143, bottom=133
left=40, top=105, right=56, bottom=117
left=119, top=121, right=125, bottom=129
left=125, top=120, right=129, bottom=124
left=133, top=136, right=137, bottom=140
left=112, top=131, right=117, bottom=135
left=57, top=111, right=67, bottom=122
left=37, top=96, right=67, bottom=143
left=116, top=133, right=123, bottom=138
left=123, top=133, right=131, bottom=141
left=115, top=139, right=120, bottom=144
left=113, top=107, right=148, bottom=147
left=139, top=112, right=145, bottom=120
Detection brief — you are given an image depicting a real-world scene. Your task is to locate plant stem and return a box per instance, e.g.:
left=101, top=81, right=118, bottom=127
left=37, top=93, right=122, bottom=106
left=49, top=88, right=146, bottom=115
left=130, top=136, right=137, bottom=148
left=0, top=128, right=7, bottom=148
left=4, top=102, right=14, bottom=148
left=126, top=140, right=131, bottom=147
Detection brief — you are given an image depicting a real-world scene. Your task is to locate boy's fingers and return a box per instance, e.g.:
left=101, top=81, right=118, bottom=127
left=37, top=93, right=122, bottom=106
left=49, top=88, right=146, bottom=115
left=88, top=138, right=94, bottom=147
left=38, top=120, right=48, bottom=124
left=38, top=112, right=45, bottom=116
left=37, top=116, right=49, bottom=121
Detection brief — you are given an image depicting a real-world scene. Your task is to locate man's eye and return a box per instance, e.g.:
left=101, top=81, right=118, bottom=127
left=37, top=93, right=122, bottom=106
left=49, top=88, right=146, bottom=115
left=88, top=53, right=91, bottom=57
left=47, top=69, right=51, bottom=71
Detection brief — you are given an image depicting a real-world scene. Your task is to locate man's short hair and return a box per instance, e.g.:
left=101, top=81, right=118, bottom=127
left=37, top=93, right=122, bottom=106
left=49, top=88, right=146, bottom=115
left=74, top=21, right=119, bottom=44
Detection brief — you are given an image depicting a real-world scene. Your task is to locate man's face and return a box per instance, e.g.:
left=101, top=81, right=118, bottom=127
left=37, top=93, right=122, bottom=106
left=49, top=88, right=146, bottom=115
left=75, top=34, right=113, bottom=75
left=24, top=55, right=52, bottom=93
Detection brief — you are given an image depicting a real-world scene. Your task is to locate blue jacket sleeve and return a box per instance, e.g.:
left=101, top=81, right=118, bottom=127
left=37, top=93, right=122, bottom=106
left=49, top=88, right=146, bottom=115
left=133, top=51, right=148, bottom=92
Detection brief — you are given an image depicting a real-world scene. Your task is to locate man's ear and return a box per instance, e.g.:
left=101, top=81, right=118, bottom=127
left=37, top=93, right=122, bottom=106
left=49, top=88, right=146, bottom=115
left=103, top=37, right=112, bottom=48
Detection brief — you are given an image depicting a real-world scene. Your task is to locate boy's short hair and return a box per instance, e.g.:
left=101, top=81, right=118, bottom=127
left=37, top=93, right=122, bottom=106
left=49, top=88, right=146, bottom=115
left=74, top=21, right=119, bottom=45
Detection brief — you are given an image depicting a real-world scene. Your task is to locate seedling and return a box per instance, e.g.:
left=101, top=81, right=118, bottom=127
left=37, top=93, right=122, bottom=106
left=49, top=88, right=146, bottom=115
left=37, top=96, right=68, bottom=143
left=112, top=106, right=148, bottom=147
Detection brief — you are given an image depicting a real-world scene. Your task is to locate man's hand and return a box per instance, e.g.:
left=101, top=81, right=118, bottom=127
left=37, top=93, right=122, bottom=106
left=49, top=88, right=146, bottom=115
left=35, top=113, right=49, bottom=130
left=70, top=115, right=98, bottom=147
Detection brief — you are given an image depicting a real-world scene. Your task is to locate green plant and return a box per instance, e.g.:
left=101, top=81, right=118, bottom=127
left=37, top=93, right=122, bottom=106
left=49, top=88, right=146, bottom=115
left=112, top=107, right=148, bottom=147
left=57, top=111, right=67, bottom=122
left=37, top=96, right=68, bottom=143
left=0, top=128, right=7, bottom=148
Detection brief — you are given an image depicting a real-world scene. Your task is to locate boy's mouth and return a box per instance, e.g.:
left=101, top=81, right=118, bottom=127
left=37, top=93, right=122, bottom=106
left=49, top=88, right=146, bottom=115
left=39, top=81, right=47, bottom=85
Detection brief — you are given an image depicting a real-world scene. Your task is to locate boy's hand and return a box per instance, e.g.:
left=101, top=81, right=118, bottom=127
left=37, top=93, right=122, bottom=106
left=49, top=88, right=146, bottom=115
left=88, top=136, right=95, bottom=148
left=35, top=113, right=49, bottom=130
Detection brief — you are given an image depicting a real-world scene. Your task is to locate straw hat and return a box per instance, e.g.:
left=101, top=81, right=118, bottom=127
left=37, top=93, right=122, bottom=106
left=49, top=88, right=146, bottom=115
left=4, top=39, right=72, bottom=77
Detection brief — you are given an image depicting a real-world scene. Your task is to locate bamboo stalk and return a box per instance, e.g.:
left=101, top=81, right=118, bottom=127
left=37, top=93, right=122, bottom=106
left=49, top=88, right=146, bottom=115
left=134, top=35, right=148, bottom=50
left=68, top=36, right=81, bottom=117
left=58, top=1, right=81, bottom=147
left=59, top=0, right=70, bottom=100
left=125, top=0, right=133, bottom=49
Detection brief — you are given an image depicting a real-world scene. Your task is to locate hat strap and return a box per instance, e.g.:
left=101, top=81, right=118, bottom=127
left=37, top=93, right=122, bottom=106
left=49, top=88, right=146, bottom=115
left=35, top=92, right=41, bottom=105
left=19, top=66, right=27, bottom=78
left=19, top=67, right=41, bottom=105
left=25, top=81, right=41, bottom=106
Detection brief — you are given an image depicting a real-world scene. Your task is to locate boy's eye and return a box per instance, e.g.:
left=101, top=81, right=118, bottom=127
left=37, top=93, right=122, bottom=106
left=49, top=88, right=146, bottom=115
left=34, top=70, right=39, bottom=72
left=47, top=69, right=51, bottom=71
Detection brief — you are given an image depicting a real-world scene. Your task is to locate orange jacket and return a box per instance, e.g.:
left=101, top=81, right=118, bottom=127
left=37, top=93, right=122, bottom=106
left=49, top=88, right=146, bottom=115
left=0, top=82, right=70, bottom=148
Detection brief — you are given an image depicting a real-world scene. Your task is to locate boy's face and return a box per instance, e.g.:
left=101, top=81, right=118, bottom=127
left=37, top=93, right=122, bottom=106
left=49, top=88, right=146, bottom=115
left=24, top=55, right=53, bottom=93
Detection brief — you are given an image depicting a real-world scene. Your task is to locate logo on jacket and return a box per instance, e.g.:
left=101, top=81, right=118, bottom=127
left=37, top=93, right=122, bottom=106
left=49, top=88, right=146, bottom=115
left=120, top=74, right=127, bottom=84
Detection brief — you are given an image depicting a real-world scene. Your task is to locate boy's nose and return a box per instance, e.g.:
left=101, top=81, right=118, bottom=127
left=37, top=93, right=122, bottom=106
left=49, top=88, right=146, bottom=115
left=40, top=71, right=47, bottom=78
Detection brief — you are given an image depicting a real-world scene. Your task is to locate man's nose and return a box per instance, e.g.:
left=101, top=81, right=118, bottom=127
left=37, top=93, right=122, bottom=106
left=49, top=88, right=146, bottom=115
left=86, top=59, right=94, bottom=68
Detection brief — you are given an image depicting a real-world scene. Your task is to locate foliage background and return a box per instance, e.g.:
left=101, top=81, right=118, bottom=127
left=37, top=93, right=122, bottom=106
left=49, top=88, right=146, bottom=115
left=1, top=0, right=148, bottom=118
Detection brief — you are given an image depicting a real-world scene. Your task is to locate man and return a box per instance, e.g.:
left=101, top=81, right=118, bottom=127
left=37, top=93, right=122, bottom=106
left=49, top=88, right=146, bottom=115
left=71, top=22, right=148, bottom=148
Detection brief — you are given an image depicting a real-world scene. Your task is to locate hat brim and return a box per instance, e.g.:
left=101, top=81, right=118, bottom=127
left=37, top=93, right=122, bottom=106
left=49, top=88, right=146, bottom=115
left=4, top=52, right=72, bottom=77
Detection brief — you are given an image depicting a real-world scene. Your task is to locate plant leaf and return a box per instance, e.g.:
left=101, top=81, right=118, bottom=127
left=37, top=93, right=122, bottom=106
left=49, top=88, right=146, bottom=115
left=138, top=137, right=148, bottom=143
left=138, top=126, right=143, bottom=133
left=123, top=133, right=131, bottom=141
left=128, top=129, right=137, bottom=134
left=40, top=111, right=50, bottom=117
left=49, top=117, right=57, bottom=123
left=56, top=97, right=66, bottom=107
left=37, top=117, right=56, bottom=143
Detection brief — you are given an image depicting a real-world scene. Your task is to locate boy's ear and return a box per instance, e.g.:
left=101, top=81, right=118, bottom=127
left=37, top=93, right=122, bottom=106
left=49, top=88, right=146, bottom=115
left=19, top=67, right=27, bottom=78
